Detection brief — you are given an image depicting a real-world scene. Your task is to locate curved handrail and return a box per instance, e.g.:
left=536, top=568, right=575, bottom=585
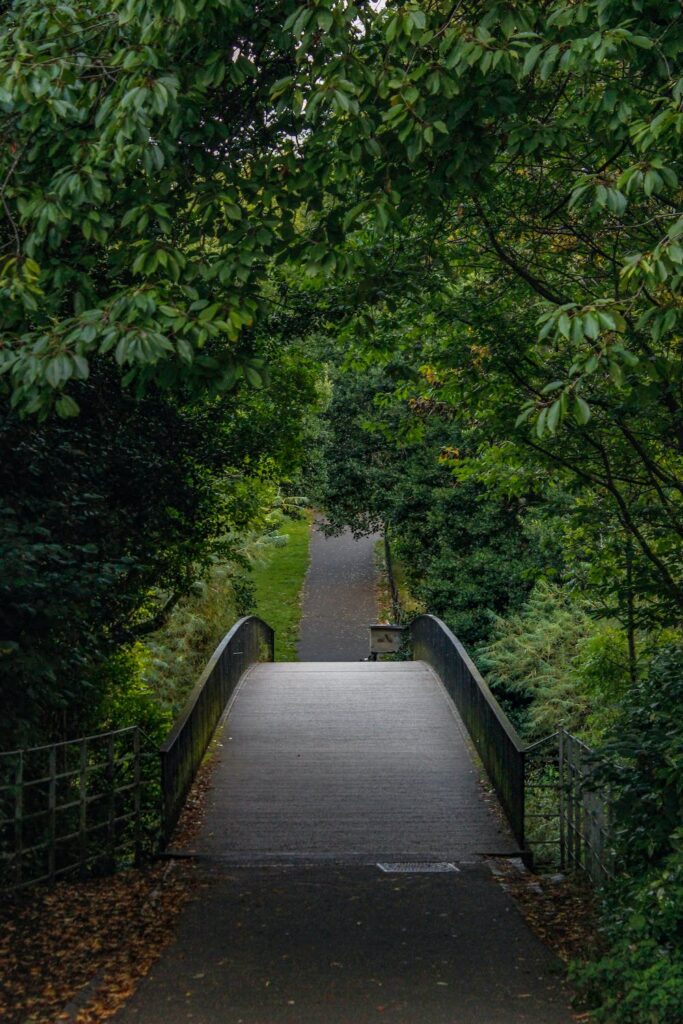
left=160, top=615, right=274, bottom=841
left=411, top=613, right=527, bottom=849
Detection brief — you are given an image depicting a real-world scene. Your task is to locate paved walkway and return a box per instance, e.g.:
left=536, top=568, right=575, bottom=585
left=297, top=520, right=379, bottom=661
left=116, top=864, right=574, bottom=1024
left=175, top=661, right=517, bottom=862
left=114, top=527, right=575, bottom=1023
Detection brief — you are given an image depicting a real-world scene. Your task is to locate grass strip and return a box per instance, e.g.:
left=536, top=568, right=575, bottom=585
left=252, top=515, right=311, bottom=661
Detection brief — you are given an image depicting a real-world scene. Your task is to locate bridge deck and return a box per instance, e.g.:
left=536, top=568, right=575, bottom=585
left=179, top=660, right=518, bottom=862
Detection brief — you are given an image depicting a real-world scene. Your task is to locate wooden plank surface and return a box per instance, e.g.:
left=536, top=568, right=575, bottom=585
left=180, top=661, right=518, bottom=862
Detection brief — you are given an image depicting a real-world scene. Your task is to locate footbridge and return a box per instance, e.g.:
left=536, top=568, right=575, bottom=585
left=160, top=615, right=527, bottom=863
left=121, top=614, right=578, bottom=1024
left=119, top=550, right=582, bottom=1023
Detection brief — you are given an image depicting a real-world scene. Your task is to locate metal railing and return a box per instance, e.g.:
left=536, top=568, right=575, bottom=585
left=525, top=729, right=613, bottom=885
left=411, top=614, right=527, bottom=851
left=159, top=615, right=274, bottom=841
left=0, top=726, right=153, bottom=892
left=410, top=615, right=613, bottom=882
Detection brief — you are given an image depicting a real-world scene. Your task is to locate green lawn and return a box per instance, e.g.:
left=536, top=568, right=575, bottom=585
left=252, top=515, right=312, bottom=661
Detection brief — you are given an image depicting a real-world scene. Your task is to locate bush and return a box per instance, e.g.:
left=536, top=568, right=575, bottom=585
left=139, top=562, right=243, bottom=720
left=477, top=581, right=630, bottom=742
left=572, top=647, right=683, bottom=1022
left=97, top=648, right=171, bottom=745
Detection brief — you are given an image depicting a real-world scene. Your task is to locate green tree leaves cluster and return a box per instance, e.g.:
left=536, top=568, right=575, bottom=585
left=311, top=358, right=548, bottom=647
left=0, top=345, right=319, bottom=747
left=0, top=0, right=314, bottom=415
left=573, top=647, right=683, bottom=1023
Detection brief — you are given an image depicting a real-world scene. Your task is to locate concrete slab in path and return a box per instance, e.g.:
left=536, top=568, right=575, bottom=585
left=114, top=864, right=576, bottom=1024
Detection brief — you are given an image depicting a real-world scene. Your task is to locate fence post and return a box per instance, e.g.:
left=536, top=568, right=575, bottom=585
left=48, top=745, right=57, bottom=883
left=106, top=732, right=116, bottom=871
left=133, top=728, right=142, bottom=865
left=79, top=738, right=88, bottom=876
left=518, top=748, right=527, bottom=861
left=574, top=739, right=583, bottom=873
left=14, top=751, right=23, bottom=888
left=384, top=534, right=401, bottom=622
left=566, top=735, right=575, bottom=871
left=558, top=730, right=566, bottom=871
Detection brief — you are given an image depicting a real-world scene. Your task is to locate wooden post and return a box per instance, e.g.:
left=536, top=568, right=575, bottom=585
left=566, top=736, right=575, bottom=871
left=133, top=729, right=142, bottom=865
left=106, top=733, right=116, bottom=871
left=573, top=740, right=583, bottom=873
left=383, top=534, right=401, bottom=623
left=558, top=730, right=566, bottom=871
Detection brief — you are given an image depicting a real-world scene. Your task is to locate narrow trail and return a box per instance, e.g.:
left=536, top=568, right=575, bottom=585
left=114, top=522, right=575, bottom=1024
left=297, top=519, right=380, bottom=661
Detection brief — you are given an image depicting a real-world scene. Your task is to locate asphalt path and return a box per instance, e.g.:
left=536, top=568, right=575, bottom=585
left=172, top=661, right=518, bottom=862
left=115, top=864, right=575, bottom=1024
left=297, top=520, right=380, bottom=661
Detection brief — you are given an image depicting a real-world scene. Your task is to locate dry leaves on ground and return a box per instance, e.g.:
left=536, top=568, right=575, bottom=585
left=490, top=858, right=600, bottom=964
left=0, top=749, right=218, bottom=1023
left=0, top=860, right=194, bottom=1024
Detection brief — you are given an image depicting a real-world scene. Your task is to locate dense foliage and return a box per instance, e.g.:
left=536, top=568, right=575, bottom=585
left=0, top=0, right=318, bottom=415
left=315, top=360, right=547, bottom=646
left=0, top=348, right=318, bottom=747
left=1, top=2, right=681, bottom=1018
left=573, top=647, right=683, bottom=1022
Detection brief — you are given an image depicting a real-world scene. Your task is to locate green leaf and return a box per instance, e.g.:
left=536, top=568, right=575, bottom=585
left=574, top=396, right=591, bottom=425
left=515, top=406, right=534, bottom=427
left=522, top=43, right=544, bottom=76
left=55, top=394, right=80, bottom=417
left=536, top=406, right=548, bottom=437
left=244, top=366, right=263, bottom=387
left=547, top=398, right=561, bottom=434
left=583, top=313, right=600, bottom=340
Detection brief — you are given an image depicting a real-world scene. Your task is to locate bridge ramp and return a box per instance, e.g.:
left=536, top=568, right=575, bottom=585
left=178, top=660, right=518, bottom=862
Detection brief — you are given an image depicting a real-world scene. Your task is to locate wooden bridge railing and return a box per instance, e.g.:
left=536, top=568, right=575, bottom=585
left=411, top=614, right=527, bottom=851
left=159, top=615, right=274, bottom=841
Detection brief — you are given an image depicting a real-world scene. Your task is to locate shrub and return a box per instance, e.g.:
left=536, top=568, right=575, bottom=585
left=477, top=581, right=630, bottom=742
left=572, top=647, right=683, bottom=1023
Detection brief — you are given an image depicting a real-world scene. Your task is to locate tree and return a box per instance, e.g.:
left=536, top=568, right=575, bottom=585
left=0, top=0, right=321, bottom=415
left=0, top=345, right=319, bottom=747
left=314, top=357, right=547, bottom=646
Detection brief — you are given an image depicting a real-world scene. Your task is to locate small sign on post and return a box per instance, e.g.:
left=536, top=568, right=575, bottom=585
left=368, top=624, right=405, bottom=659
